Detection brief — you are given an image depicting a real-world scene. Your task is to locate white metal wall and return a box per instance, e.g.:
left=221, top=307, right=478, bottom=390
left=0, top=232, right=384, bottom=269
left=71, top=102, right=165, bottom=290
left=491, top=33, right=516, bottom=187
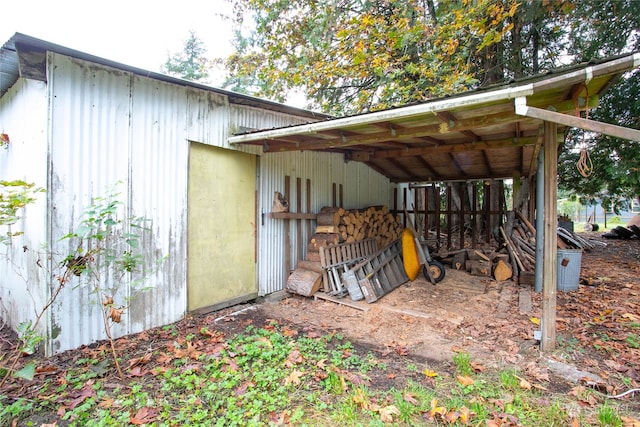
left=229, top=104, right=394, bottom=295
left=47, top=54, right=137, bottom=353
left=0, top=50, right=396, bottom=353
left=0, top=79, right=49, bottom=339
left=253, top=151, right=393, bottom=295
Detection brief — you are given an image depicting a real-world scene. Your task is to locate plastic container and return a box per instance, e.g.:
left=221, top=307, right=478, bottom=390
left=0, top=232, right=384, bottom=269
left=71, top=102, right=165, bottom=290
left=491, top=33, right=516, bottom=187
left=557, top=249, right=582, bottom=291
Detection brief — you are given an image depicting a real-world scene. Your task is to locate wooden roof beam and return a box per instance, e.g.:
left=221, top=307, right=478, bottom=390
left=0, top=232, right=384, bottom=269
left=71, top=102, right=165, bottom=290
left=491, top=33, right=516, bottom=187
left=387, top=158, right=419, bottom=180
left=481, top=150, right=495, bottom=176
left=414, top=156, right=442, bottom=181
left=448, top=153, right=467, bottom=177
left=437, top=111, right=480, bottom=141
left=373, top=136, right=536, bottom=159
left=260, top=111, right=523, bottom=152
left=515, top=97, right=640, bottom=141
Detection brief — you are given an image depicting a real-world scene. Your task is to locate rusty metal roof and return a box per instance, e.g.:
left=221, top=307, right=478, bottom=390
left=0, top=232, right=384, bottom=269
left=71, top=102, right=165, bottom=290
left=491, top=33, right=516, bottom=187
left=230, top=53, right=640, bottom=183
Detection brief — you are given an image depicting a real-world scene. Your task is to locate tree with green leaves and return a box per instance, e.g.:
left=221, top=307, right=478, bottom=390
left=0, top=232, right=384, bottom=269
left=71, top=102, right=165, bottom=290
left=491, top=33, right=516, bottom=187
left=163, top=30, right=212, bottom=82
left=558, top=69, right=640, bottom=213
left=223, top=0, right=521, bottom=115
left=558, top=0, right=640, bottom=208
left=222, top=0, right=640, bottom=201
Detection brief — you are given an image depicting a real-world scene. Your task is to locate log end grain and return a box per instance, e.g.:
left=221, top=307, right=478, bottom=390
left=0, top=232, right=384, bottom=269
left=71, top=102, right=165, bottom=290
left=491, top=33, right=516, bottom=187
left=286, top=268, right=322, bottom=297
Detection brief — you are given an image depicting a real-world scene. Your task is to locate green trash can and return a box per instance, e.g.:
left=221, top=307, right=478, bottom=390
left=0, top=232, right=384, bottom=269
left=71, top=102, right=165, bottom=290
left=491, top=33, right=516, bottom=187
left=557, top=249, right=582, bottom=292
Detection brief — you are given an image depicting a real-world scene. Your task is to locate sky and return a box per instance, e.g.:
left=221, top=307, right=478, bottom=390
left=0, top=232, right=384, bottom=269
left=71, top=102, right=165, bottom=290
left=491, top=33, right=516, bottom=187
left=2, top=0, right=236, bottom=86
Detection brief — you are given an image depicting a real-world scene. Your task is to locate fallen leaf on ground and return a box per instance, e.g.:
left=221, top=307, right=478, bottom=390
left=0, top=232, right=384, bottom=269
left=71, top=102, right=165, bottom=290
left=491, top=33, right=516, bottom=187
left=378, top=405, right=400, bottom=423
left=457, top=375, right=475, bottom=386
left=130, top=407, right=158, bottom=425
left=284, top=370, right=303, bottom=386
left=424, top=368, right=439, bottom=377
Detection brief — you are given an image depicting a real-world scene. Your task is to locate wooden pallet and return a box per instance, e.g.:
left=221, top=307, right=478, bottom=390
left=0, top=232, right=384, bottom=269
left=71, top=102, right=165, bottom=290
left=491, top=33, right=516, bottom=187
left=343, top=239, right=409, bottom=303
left=319, top=238, right=378, bottom=297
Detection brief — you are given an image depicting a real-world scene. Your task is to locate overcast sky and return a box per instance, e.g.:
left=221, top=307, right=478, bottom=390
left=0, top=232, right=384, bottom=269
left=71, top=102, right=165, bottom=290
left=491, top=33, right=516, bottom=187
left=1, top=0, right=235, bottom=85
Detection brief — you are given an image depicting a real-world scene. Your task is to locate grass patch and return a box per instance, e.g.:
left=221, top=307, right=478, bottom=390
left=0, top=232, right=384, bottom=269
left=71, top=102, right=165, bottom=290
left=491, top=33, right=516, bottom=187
left=1, top=323, right=637, bottom=426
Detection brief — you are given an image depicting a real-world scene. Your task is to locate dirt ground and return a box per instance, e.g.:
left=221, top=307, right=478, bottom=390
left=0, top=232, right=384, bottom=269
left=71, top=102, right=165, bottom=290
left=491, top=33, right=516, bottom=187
left=1, top=231, right=639, bottom=416
left=258, top=231, right=640, bottom=393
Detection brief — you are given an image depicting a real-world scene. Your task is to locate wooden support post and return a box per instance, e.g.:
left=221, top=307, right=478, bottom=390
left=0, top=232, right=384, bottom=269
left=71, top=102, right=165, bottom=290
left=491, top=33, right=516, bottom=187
left=472, top=184, right=477, bottom=248
left=284, top=176, right=291, bottom=279
left=541, top=121, right=558, bottom=352
left=458, top=183, right=465, bottom=250
left=296, top=177, right=302, bottom=263
left=306, top=179, right=312, bottom=240
left=484, top=181, right=491, bottom=244
left=332, top=183, right=337, bottom=207
left=434, top=183, right=441, bottom=244
left=403, top=186, right=408, bottom=228
left=447, top=185, right=452, bottom=249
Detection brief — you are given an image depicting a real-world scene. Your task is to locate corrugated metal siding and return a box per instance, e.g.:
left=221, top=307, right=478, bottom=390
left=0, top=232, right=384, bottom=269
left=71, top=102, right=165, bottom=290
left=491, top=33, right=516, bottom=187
left=0, top=79, right=49, bottom=336
left=253, top=151, right=394, bottom=295
left=48, top=54, right=133, bottom=352
left=1, top=50, right=397, bottom=353
left=46, top=54, right=190, bottom=353
left=228, top=103, right=396, bottom=295
left=127, top=76, right=189, bottom=334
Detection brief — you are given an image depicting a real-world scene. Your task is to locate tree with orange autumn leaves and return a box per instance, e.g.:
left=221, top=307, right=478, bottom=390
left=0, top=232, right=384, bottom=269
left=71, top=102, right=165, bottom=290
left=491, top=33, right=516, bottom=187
left=222, top=0, right=582, bottom=115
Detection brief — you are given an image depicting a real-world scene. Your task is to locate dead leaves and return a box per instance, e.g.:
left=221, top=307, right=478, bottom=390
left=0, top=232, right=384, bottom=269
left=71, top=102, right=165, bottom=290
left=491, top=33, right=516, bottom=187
left=129, top=406, right=158, bottom=425
left=457, top=375, right=475, bottom=386
left=426, top=398, right=473, bottom=425
left=284, top=369, right=304, bottom=386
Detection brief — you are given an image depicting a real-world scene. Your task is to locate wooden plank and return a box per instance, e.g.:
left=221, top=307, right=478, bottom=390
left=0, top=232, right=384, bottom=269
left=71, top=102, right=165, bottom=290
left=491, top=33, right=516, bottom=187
left=313, top=292, right=370, bottom=311
left=541, top=121, right=558, bottom=351
left=270, top=212, right=317, bottom=220
left=520, top=104, right=640, bottom=142
left=306, top=179, right=312, bottom=242
left=297, top=178, right=302, bottom=266
left=458, top=183, right=465, bottom=249
left=285, top=176, right=291, bottom=280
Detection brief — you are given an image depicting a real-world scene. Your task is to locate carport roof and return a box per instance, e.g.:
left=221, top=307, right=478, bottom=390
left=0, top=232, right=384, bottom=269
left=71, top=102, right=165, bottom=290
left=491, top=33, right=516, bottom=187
left=229, top=52, right=640, bottom=183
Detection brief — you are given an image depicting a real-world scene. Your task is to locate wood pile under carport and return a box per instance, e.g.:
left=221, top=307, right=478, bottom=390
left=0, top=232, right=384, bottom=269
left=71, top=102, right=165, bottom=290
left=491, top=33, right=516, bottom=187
left=441, top=210, right=596, bottom=283
left=287, top=206, right=404, bottom=296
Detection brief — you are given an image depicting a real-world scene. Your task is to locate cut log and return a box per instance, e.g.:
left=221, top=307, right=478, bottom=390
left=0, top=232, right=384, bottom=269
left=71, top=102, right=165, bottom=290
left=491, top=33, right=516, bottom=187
left=272, top=191, right=289, bottom=213
left=315, top=225, right=339, bottom=234
left=469, top=261, right=491, bottom=277
left=305, top=251, right=321, bottom=262
left=309, top=233, right=339, bottom=250
left=452, top=251, right=468, bottom=270
left=297, top=260, right=323, bottom=273
left=317, top=211, right=340, bottom=227
left=286, top=268, right=322, bottom=296
left=493, top=259, right=513, bottom=281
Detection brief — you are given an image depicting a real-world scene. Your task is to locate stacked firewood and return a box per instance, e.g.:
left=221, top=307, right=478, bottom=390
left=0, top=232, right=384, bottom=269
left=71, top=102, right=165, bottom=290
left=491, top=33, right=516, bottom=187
left=289, top=205, right=403, bottom=296
left=443, top=211, right=595, bottom=283
left=315, top=206, right=404, bottom=248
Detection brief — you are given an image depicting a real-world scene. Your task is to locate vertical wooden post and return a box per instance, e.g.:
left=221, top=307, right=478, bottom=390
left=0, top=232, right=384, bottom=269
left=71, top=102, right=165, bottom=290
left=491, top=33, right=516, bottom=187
left=332, top=183, right=337, bottom=207
left=447, top=185, right=452, bottom=249
left=306, top=179, right=312, bottom=240
left=403, top=186, right=408, bottom=228
left=512, top=171, right=521, bottom=211
left=472, top=184, right=477, bottom=248
left=339, top=184, right=343, bottom=208
left=483, top=181, right=491, bottom=244
left=296, top=177, right=302, bottom=264
left=393, top=188, right=398, bottom=217
left=541, top=121, right=558, bottom=351
left=458, top=183, right=465, bottom=250
left=434, top=183, right=441, bottom=245
left=284, top=176, right=291, bottom=279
